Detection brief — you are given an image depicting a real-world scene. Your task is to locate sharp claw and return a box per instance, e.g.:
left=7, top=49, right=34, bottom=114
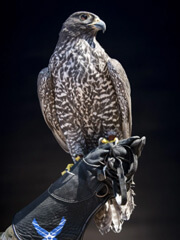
left=61, top=163, right=74, bottom=175
left=114, top=137, right=119, bottom=145
left=98, top=137, right=104, bottom=146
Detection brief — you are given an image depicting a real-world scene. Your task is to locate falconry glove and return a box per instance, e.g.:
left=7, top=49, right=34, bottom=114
left=10, top=136, right=145, bottom=240
left=94, top=136, right=146, bottom=234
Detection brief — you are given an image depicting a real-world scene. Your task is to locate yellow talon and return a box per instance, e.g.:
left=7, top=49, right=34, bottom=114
left=61, top=155, right=82, bottom=176
left=101, top=138, right=109, bottom=144
left=61, top=163, right=74, bottom=176
left=101, top=137, right=119, bottom=144
left=113, top=137, right=119, bottom=144
left=61, top=170, right=66, bottom=176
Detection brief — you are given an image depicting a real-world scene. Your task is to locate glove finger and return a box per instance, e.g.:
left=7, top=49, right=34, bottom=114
left=118, top=136, right=140, bottom=146
left=98, top=142, right=113, bottom=150
left=110, top=145, right=127, bottom=158
left=130, top=136, right=146, bottom=157
left=85, top=148, right=109, bottom=162
left=95, top=148, right=109, bottom=157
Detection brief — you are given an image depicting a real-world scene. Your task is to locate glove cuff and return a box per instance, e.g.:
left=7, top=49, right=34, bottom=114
left=12, top=160, right=113, bottom=240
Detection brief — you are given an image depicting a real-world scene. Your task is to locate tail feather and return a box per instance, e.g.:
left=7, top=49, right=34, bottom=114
left=94, top=202, right=112, bottom=234
left=94, top=188, right=135, bottom=234
left=110, top=198, right=123, bottom=233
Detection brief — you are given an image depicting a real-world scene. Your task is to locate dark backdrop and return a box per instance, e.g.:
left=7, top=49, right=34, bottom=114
left=1, top=0, right=179, bottom=239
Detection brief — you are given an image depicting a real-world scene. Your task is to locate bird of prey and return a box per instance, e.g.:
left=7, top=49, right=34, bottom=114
left=38, top=11, right=132, bottom=234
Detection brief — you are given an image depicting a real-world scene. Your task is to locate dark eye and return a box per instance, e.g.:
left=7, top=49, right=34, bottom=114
left=80, top=14, right=89, bottom=21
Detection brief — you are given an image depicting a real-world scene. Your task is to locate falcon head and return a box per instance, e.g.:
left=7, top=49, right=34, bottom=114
left=60, top=11, right=106, bottom=38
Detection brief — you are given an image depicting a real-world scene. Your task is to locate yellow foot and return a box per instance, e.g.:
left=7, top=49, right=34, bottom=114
left=100, top=136, right=119, bottom=144
left=75, top=155, right=81, bottom=161
left=61, top=155, right=82, bottom=176
left=61, top=163, right=74, bottom=176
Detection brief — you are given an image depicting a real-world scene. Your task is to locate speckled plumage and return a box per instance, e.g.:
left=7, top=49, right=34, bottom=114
left=38, top=11, right=132, bottom=234
left=38, top=11, right=131, bottom=159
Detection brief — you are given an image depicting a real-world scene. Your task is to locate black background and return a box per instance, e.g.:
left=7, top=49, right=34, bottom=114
left=0, top=0, right=179, bottom=239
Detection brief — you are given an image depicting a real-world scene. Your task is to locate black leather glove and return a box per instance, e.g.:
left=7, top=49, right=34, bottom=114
left=86, top=136, right=146, bottom=205
left=12, top=145, right=113, bottom=240
left=12, top=136, right=145, bottom=240
left=83, top=142, right=110, bottom=165
left=109, top=136, right=146, bottom=175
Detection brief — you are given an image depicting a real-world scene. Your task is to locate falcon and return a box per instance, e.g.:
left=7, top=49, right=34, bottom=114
left=38, top=11, right=132, bottom=234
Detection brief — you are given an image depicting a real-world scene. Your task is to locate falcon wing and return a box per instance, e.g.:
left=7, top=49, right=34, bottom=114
left=107, top=59, right=132, bottom=138
left=37, top=68, right=69, bottom=152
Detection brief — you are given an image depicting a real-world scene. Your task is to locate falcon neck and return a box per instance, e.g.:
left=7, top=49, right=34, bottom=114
left=58, top=32, right=96, bottom=49
left=84, top=36, right=96, bottom=48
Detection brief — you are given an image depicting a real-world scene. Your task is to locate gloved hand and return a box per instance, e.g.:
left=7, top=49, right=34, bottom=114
left=5, top=136, right=146, bottom=240
left=84, top=142, right=111, bottom=165
left=110, top=136, right=146, bottom=158
left=109, top=136, right=146, bottom=175
left=88, top=136, right=146, bottom=205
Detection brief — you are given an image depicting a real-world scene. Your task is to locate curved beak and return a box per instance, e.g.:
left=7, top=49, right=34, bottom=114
left=89, top=18, right=106, bottom=33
